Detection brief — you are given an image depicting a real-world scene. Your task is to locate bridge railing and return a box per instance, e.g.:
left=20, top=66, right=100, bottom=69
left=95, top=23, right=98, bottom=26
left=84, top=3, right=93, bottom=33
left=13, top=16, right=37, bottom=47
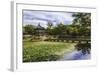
left=44, top=37, right=90, bottom=43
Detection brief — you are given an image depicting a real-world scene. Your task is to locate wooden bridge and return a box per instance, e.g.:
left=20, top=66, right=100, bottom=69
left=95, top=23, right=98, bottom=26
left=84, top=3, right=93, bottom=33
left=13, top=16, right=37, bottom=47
left=44, top=38, right=91, bottom=43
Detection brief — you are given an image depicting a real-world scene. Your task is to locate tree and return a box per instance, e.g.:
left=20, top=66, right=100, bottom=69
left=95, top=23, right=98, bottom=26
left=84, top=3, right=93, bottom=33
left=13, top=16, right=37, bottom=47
left=23, top=25, right=36, bottom=36
left=72, top=13, right=91, bottom=36
left=66, top=25, right=79, bottom=36
left=57, top=23, right=67, bottom=35
left=47, top=22, right=53, bottom=29
left=46, top=22, right=53, bottom=35
left=72, top=13, right=91, bottom=27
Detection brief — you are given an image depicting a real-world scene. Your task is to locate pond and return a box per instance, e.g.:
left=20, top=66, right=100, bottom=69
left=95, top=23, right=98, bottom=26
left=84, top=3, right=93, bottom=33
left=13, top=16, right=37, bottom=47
left=60, top=50, right=91, bottom=60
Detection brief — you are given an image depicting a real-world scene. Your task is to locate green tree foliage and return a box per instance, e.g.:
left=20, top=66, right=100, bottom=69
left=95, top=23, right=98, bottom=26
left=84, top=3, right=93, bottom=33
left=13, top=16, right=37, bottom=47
left=66, top=25, right=79, bottom=36
left=46, top=22, right=67, bottom=35
left=72, top=13, right=91, bottom=27
left=72, top=13, right=91, bottom=36
left=49, top=23, right=68, bottom=36
left=46, top=22, right=53, bottom=35
left=52, top=23, right=66, bottom=35
left=23, top=25, right=36, bottom=36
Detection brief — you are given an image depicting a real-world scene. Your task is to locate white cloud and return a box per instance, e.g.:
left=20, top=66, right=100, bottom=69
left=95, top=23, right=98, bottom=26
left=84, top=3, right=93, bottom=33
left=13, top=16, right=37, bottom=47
left=23, top=10, right=75, bottom=27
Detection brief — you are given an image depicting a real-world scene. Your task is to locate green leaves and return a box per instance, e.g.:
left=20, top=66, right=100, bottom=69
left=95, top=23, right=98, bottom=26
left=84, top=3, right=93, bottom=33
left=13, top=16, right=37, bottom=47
left=23, top=25, right=36, bottom=35
left=72, top=13, right=91, bottom=27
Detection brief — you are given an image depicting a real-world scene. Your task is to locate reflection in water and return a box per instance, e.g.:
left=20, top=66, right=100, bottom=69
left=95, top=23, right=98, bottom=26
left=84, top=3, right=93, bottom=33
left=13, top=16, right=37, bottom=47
left=60, top=50, right=91, bottom=60
left=75, top=42, right=91, bottom=55
left=60, top=42, right=91, bottom=60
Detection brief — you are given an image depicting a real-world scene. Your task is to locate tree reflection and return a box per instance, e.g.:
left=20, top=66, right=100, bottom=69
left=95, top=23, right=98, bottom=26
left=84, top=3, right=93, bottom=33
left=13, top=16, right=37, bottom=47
left=75, top=42, right=91, bottom=55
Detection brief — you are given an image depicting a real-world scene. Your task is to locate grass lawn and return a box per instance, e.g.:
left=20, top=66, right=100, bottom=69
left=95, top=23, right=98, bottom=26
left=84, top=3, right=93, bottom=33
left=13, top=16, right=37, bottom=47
left=23, top=41, right=76, bottom=62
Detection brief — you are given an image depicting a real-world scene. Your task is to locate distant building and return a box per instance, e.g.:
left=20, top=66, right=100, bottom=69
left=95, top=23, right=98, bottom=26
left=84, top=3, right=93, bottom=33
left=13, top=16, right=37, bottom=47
left=35, top=23, right=46, bottom=36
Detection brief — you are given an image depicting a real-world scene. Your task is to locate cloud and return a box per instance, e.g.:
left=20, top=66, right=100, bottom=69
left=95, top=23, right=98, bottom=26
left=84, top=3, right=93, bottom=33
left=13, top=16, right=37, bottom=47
left=23, top=10, right=75, bottom=28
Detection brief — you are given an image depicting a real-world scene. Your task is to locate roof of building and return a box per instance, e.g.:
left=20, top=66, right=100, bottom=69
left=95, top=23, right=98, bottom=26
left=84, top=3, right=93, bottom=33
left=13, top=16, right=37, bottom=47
left=35, top=24, right=45, bottom=30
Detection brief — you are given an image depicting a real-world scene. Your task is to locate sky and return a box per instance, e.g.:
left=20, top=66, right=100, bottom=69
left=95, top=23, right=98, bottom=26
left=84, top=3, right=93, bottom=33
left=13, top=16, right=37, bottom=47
left=23, top=10, right=75, bottom=28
